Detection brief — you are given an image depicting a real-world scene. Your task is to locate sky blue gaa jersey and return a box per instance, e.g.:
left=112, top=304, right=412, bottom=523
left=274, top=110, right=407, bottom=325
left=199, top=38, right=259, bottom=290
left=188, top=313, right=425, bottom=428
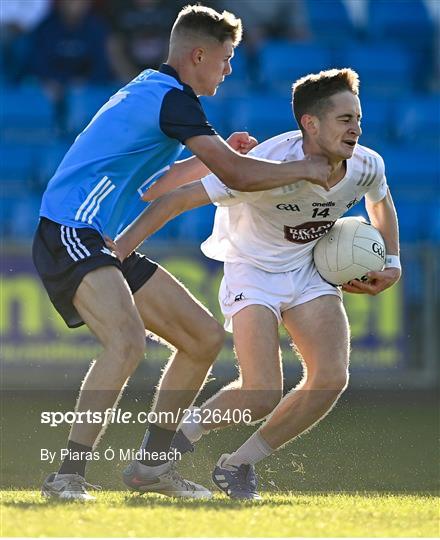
left=39, top=64, right=216, bottom=238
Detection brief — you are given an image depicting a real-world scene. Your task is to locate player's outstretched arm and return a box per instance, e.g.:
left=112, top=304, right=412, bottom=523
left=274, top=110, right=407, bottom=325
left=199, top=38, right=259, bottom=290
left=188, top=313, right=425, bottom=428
left=342, top=189, right=401, bottom=296
left=186, top=134, right=331, bottom=192
left=107, top=182, right=210, bottom=261
left=144, top=132, right=258, bottom=202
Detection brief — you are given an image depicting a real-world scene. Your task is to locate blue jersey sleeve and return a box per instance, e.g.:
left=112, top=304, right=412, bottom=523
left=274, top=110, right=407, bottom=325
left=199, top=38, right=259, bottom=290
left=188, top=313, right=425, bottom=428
left=159, top=88, right=216, bottom=143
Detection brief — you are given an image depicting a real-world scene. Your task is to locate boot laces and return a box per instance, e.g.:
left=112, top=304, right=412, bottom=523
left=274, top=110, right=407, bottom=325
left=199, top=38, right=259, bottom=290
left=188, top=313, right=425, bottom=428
left=64, top=474, right=101, bottom=493
left=163, top=463, right=196, bottom=492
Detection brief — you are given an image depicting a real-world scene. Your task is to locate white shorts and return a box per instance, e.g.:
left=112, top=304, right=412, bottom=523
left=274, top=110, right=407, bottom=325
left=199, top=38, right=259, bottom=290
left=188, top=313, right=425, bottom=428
left=219, top=260, right=342, bottom=332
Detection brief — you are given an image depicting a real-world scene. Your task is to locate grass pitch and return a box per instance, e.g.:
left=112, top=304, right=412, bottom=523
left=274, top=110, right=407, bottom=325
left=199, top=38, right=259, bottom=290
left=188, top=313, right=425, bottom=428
left=1, top=490, right=438, bottom=537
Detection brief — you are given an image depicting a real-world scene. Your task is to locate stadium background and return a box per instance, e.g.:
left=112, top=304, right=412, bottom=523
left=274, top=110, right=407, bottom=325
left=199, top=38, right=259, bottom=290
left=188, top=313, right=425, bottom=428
left=1, top=0, right=439, bottom=495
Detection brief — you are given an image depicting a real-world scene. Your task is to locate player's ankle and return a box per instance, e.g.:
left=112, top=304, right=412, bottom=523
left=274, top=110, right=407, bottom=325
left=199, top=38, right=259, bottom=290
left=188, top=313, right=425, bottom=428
left=224, top=431, right=274, bottom=468
left=58, top=440, right=93, bottom=477
left=139, top=423, right=176, bottom=466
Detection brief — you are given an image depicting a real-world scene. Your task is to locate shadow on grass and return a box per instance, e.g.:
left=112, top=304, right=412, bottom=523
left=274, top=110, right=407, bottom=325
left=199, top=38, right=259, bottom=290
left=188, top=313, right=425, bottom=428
left=2, top=489, right=437, bottom=510
left=121, top=493, right=298, bottom=508
left=2, top=493, right=297, bottom=509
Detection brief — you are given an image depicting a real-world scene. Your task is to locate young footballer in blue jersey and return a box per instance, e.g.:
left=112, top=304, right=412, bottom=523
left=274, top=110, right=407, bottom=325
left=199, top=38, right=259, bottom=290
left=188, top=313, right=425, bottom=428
left=34, top=5, right=331, bottom=500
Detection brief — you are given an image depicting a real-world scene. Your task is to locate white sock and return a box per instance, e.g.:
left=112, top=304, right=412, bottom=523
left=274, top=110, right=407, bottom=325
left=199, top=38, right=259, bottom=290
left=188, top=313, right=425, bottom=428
left=180, top=407, right=208, bottom=443
left=224, top=431, right=274, bottom=467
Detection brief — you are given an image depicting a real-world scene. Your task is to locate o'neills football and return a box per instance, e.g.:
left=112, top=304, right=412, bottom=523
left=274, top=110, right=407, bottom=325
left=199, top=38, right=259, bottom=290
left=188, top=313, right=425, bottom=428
left=313, top=217, right=386, bottom=285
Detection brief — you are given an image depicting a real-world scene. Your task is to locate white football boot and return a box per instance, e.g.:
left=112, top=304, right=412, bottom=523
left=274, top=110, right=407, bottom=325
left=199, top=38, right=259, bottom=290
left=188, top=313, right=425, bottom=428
left=41, top=472, right=99, bottom=501
left=123, top=460, right=212, bottom=498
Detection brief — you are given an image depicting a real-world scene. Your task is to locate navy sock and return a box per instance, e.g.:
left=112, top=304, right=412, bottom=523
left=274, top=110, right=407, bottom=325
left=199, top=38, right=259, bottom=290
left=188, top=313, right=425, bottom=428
left=139, top=423, right=176, bottom=466
left=58, top=440, right=92, bottom=477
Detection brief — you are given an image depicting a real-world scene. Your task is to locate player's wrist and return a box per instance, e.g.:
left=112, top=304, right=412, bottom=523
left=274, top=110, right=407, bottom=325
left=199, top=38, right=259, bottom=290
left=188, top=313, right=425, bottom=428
left=384, top=254, right=401, bottom=270
left=292, top=159, right=311, bottom=181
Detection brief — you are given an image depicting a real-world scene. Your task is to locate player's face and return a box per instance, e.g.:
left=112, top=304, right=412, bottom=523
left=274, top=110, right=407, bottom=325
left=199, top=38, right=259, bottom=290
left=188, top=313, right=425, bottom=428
left=197, top=39, right=234, bottom=96
left=315, top=91, right=362, bottom=161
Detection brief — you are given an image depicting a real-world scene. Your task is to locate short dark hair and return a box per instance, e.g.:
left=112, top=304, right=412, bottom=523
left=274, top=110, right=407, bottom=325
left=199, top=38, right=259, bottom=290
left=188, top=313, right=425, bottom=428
left=172, top=4, right=242, bottom=46
left=292, top=68, right=360, bottom=132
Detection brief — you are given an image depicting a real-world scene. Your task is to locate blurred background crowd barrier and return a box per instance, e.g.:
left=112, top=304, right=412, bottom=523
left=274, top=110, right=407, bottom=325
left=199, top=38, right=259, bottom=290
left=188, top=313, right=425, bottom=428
left=1, top=0, right=439, bottom=390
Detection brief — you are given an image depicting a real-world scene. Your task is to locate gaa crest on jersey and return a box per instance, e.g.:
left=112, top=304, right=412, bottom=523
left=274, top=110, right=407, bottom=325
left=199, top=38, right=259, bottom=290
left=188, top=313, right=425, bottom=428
left=284, top=221, right=335, bottom=244
left=276, top=203, right=300, bottom=211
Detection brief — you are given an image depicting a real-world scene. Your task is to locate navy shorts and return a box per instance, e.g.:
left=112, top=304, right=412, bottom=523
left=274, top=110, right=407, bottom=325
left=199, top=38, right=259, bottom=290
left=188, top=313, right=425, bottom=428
left=32, top=218, right=158, bottom=328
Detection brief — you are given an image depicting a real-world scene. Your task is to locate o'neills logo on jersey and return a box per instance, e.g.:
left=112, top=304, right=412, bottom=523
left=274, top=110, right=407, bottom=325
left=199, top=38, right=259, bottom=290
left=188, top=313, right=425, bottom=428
left=284, top=221, right=335, bottom=244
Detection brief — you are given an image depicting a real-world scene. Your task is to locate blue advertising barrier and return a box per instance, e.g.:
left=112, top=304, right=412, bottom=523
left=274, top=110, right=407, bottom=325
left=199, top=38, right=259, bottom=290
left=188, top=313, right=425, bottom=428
left=1, top=246, right=410, bottom=388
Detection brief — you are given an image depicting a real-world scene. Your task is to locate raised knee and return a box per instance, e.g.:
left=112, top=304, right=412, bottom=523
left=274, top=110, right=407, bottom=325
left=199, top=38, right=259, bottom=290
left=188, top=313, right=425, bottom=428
left=311, top=365, right=349, bottom=392
left=192, top=319, right=225, bottom=361
left=211, top=322, right=226, bottom=354
left=241, top=387, right=282, bottom=421
left=329, top=370, right=349, bottom=392
left=249, top=400, right=279, bottom=421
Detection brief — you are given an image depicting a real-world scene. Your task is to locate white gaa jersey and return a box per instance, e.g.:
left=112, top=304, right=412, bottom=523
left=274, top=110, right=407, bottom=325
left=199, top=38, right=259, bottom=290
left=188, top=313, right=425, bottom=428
left=201, top=130, right=388, bottom=272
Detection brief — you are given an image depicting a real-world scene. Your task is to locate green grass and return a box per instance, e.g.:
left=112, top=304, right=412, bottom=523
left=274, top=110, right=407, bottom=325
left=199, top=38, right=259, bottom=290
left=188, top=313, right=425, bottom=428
left=1, top=490, right=438, bottom=537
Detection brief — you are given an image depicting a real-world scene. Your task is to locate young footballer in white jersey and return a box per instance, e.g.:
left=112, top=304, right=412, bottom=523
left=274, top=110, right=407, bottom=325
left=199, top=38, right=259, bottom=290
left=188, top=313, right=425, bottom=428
left=108, top=68, right=401, bottom=499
